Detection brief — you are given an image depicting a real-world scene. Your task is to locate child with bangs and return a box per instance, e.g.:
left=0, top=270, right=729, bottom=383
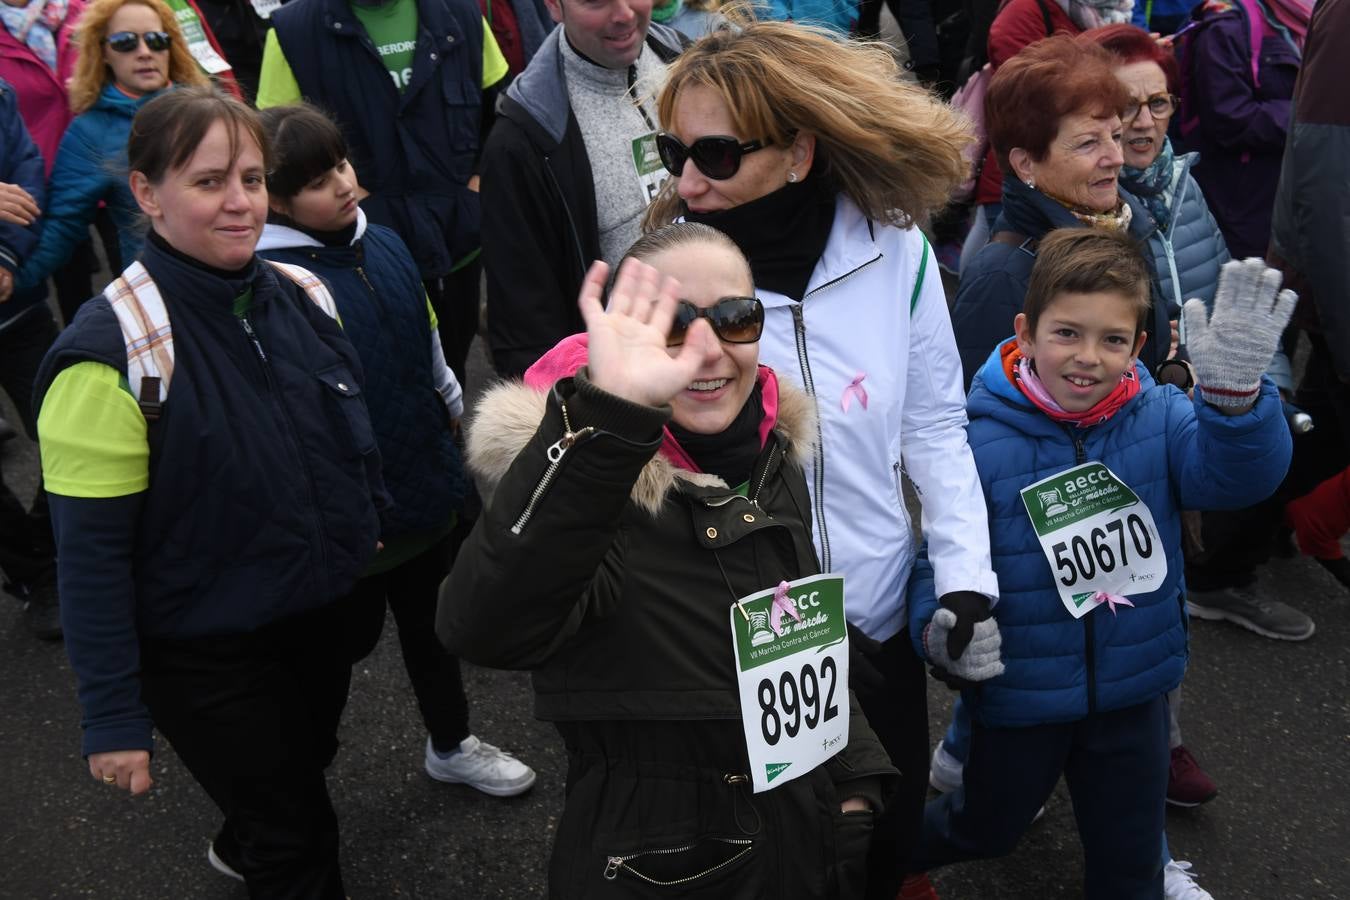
left=255, top=103, right=536, bottom=800
left=907, top=228, right=1295, bottom=897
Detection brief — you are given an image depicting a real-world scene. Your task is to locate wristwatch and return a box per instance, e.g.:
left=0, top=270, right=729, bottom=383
left=1154, top=358, right=1195, bottom=391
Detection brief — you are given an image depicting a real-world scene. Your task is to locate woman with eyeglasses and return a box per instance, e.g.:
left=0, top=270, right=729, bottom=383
left=15, top=0, right=206, bottom=294
left=641, top=22, right=1001, bottom=899
left=438, top=222, right=897, bottom=898
left=950, top=34, right=1175, bottom=389
left=1089, top=25, right=1231, bottom=328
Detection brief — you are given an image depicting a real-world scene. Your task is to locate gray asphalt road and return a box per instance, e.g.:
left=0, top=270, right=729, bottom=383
left=2, top=334, right=1347, bottom=900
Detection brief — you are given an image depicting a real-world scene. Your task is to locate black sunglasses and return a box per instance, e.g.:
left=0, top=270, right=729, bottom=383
left=667, top=296, right=764, bottom=347
left=656, top=133, right=766, bottom=181
left=105, top=30, right=172, bottom=53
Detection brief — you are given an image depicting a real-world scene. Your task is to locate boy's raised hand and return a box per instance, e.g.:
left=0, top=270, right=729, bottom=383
left=579, top=258, right=717, bottom=409
left=1184, top=258, right=1297, bottom=414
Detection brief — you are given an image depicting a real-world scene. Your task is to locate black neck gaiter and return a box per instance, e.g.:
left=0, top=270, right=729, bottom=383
left=667, top=383, right=764, bottom=487
left=686, top=175, right=836, bottom=302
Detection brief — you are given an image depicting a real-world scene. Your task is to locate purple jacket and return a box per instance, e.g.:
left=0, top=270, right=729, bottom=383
left=1180, top=0, right=1300, bottom=258
left=0, top=0, right=82, bottom=177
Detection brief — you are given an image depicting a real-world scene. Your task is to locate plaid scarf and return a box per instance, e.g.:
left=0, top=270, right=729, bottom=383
left=0, top=0, right=68, bottom=71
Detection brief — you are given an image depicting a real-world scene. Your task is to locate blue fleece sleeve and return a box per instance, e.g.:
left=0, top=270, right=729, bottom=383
left=17, top=118, right=107, bottom=288
left=0, top=86, right=44, bottom=272
left=48, top=492, right=155, bottom=757
left=1167, top=378, right=1293, bottom=512
left=907, top=541, right=940, bottom=660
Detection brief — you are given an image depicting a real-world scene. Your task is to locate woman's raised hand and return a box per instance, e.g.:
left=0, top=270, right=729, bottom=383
left=578, top=258, right=717, bottom=408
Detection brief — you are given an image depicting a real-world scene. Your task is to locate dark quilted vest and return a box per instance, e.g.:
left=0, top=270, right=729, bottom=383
left=270, top=0, right=485, bottom=278
left=34, top=240, right=383, bottom=638
left=260, top=224, right=468, bottom=536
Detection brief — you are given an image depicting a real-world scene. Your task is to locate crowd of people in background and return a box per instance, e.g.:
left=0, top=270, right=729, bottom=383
left=0, top=0, right=1346, bottom=896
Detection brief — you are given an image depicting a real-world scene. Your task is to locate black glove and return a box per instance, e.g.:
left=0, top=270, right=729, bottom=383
left=937, top=591, right=993, bottom=660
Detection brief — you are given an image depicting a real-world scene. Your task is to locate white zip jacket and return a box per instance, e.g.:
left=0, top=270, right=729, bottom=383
left=755, top=195, right=999, bottom=641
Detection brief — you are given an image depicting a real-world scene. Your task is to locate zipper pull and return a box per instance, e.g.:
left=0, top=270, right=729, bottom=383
left=603, top=857, right=622, bottom=880
left=545, top=426, right=595, bottom=463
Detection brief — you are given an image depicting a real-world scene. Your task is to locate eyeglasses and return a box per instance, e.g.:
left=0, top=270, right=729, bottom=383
left=1121, top=93, right=1177, bottom=125
left=105, top=30, right=172, bottom=53
left=667, top=296, right=764, bottom=346
left=655, top=133, right=767, bottom=181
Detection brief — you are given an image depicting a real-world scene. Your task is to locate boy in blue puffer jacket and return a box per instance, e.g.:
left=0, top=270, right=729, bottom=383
left=907, top=228, right=1294, bottom=898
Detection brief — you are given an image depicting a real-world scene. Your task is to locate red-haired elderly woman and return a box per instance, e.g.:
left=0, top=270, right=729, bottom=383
left=950, top=34, right=1174, bottom=389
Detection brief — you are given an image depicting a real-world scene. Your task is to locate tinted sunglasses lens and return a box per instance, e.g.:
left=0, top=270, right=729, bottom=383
left=709, top=298, right=763, bottom=342
left=666, top=301, right=697, bottom=347
left=107, top=31, right=140, bottom=52
left=144, top=31, right=171, bottom=51
left=690, top=137, right=741, bottom=180
left=656, top=134, right=688, bottom=178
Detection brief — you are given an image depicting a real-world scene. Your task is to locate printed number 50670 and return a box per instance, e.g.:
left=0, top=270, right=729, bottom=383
left=1052, top=514, right=1154, bottom=587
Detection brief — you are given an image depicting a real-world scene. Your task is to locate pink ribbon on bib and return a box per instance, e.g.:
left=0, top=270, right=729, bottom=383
left=1092, top=591, right=1136, bottom=615
left=841, top=373, right=869, bottom=413
left=770, top=580, right=804, bottom=636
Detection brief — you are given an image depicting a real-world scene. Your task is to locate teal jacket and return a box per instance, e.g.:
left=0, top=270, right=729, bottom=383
left=19, top=84, right=165, bottom=288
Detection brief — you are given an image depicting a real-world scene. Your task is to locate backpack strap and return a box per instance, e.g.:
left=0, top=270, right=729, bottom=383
left=104, top=261, right=174, bottom=423
left=266, top=260, right=340, bottom=321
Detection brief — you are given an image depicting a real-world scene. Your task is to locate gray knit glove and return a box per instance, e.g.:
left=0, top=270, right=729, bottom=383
left=923, top=608, right=1005, bottom=687
left=1184, top=258, right=1298, bottom=410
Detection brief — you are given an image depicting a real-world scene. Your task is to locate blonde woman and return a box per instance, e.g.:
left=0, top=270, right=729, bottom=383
left=645, top=21, right=1000, bottom=899
left=18, top=0, right=205, bottom=294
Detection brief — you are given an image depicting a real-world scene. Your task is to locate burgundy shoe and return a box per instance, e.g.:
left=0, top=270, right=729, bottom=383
left=1167, top=745, right=1218, bottom=808
left=898, top=873, right=940, bottom=900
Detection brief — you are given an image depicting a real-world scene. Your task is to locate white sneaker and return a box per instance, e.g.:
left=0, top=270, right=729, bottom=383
left=1164, top=860, right=1215, bottom=900
left=424, top=735, right=536, bottom=797
left=929, top=740, right=963, bottom=793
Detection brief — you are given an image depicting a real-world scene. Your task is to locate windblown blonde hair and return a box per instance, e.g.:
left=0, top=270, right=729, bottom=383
left=68, top=0, right=208, bottom=115
left=643, top=18, right=972, bottom=231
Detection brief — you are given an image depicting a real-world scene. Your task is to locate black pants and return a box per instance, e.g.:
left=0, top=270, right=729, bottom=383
left=424, top=257, right=482, bottom=387
left=0, top=303, right=58, bottom=587
left=140, top=605, right=351, bottom=900
left=340, top=531, right=470, bottom=751
left=853, top=627, right=930, bottom=899
left=915, top=696, right=1168, bottom=899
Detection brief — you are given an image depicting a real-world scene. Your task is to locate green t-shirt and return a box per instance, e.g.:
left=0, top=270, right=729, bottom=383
left=352, top=0, right=419, bottom=92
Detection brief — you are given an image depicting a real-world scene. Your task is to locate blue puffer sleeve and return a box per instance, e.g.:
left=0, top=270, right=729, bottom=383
left=907, top=541, right=940, bottom=660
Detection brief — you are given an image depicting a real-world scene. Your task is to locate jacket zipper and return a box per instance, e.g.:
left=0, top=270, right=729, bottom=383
left=602, top=839, right=753, bottom=885
left=786, top=251, right=884, bottom=571
left=789, top=304, right=831, bottom=570
left=748, top=442, right=780, bottom=508
left=1070, top=432, right=1097, bottom=715
left=239, top=314, right=332, bottom=577
left=354, top=264, right=377, bottom=298
left=510, top=401, right=594, bottom=534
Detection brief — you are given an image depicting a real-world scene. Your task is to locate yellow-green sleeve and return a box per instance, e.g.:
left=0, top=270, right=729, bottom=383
left=481, top=18, right=508, bottom=89
left=38, top=362, right=150, bottom=498
left=426, top=294, right=438, bottom=330
left=256, top=29, right=303, bottom=109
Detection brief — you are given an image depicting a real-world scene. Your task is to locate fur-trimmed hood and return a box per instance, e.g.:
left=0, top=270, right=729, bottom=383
left=467, top=373, right=817, bottom=517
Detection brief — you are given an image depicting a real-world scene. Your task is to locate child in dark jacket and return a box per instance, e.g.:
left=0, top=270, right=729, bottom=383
left=255, top=104, right=535, bottom=800
left=907, top=229, right=1295, bottom=898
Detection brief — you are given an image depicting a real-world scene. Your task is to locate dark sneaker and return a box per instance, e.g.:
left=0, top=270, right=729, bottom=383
left=6, top=575, right=62, bottom=641
left=1167, top=745, right=1218, bottom=807
left=1185, top=587, right=1315, bottom=641
left=207, top=828, right=245, bottom=882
